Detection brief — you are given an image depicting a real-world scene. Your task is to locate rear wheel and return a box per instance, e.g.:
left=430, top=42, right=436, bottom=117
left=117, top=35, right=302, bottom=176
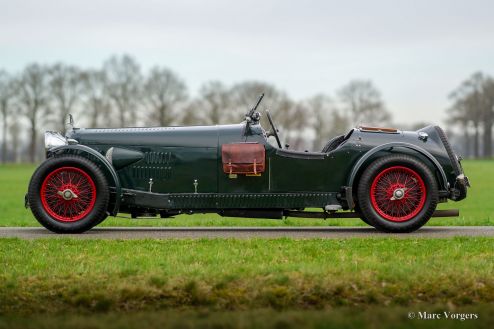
left=28, top=156, right=109, bottom=233
left=357, top=155, right=438, bottom=233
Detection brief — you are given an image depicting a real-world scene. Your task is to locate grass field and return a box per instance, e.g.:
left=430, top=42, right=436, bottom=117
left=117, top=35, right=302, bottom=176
left=0, top=160, right=493, bottom=227
left=1, top=237, right=493, bottom=312
left=1, top=161, right=493, bottom=328
left=1, top=237, right=493, bottom=327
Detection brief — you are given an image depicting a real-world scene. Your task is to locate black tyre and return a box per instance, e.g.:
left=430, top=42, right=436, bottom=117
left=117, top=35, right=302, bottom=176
left=357, top=154, right=438, bottom=233
left=354, top=204, right=374, bottom=226
left=95, top=213, right=109, bottom=225
left=28, top=155, right=109, bottom=233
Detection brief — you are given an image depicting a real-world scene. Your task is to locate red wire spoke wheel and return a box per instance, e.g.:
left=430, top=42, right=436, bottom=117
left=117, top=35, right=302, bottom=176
left=40, top=167, right=97, bottom=222
left=370, top=166, right=426, bottom=222
left=28, top=156, right=109, bottom=233
left=357, top=155, right=438, bottom=233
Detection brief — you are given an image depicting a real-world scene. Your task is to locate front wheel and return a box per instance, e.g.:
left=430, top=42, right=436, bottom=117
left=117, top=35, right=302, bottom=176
left=354, top=204, right=374, bottom=227
left=357, top=155, right=438, bottom=233
left=28, top=155, right=109, bottom=233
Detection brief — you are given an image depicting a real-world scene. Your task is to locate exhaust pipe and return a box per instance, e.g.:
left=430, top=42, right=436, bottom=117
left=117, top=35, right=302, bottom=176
left=430, top=209, right=459, bottom=217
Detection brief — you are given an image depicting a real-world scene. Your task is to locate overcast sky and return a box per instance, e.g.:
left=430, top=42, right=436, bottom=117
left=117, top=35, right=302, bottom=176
left=1, top=0, right=494, bottom=125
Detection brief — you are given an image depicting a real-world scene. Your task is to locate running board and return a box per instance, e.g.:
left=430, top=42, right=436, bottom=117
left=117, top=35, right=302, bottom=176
left=284, top=209, right=459, bottom=219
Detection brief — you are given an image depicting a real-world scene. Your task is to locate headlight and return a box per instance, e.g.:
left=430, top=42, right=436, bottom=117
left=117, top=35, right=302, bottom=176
left=44, top=131, right=67, bottom=150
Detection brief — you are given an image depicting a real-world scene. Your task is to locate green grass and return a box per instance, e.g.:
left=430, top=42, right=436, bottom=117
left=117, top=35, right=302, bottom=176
left=1, top=237, right=493, bottom=314
left=1, top=160, right=493, bottom=226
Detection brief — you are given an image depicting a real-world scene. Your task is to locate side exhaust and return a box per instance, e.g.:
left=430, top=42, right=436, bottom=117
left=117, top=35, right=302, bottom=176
left=430, top=209, right=459, bottom=217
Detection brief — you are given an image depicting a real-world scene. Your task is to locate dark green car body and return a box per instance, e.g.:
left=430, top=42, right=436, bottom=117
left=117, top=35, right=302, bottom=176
left=41, top=119, right=466, bottom=219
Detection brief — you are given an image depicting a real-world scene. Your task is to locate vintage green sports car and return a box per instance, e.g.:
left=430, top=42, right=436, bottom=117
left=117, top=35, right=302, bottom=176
left=26, top=95, right=469, bottom=233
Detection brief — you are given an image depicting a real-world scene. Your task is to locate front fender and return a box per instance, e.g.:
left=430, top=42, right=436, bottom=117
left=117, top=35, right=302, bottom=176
left=47, top=144, right=121, bottom=215
left=347, top=142, right=449, bottom=192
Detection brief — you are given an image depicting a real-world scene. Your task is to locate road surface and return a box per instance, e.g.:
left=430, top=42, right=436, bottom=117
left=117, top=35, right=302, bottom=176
left=0, top=226, right=493, bottom=239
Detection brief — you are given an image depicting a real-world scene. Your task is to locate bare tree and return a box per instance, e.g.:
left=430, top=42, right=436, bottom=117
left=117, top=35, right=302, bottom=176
left=0, top=70, right=15, bottom=163
left=81, top=69, right=112, bottom=128
left=482, top=77, right=494, bottom=158
left=9, top=117, right=21, bottom=163
left=276, top=98, right=308, bottom=150
left=307, top=94, right=332, bottom=149
left=144, top=67, right=187, bottom=126
left=229, top=81, right=309, bottom=149
left=103, top=55, right=142, bottom=126
left=338, top=80, right=391, bottom=126
left=178, top=99, right=204, bottom=125
left=229, top=81, right=285, bottom=122
left=17, top=64, right=50, bottom=163
left=48, top=63, right=82, bottom=131
left=199, top=81, right=230, bottom=125
left=48, top=63, right=83, bottom=131
left=447, top=95, right=472, bottom=157
left=229, top=81, right=287, bottom=128
left=448, top=73, right=487, bottom=158
left=305, top=94, right=348, bottom=150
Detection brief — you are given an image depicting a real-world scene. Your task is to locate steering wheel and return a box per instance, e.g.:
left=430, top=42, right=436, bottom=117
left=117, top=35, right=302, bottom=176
left=266, top=110, right=282, bottom=148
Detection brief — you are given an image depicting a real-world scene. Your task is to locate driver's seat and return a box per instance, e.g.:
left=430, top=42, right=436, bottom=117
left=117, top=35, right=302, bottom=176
left=322, top=135, right=345, bottom=153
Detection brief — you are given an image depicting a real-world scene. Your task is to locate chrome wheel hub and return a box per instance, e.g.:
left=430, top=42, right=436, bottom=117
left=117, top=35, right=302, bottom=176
left=58, top=189, right=78, bottom=200
left=391, top=188, right=405, bottom=200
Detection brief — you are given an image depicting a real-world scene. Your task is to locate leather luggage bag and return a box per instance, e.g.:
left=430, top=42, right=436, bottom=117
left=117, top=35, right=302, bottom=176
left=221, top=143, right=266, bottom=175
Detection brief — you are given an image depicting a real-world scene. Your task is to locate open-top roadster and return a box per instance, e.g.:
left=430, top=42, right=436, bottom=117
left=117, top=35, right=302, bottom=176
left=26, top=95, right=469, bottom=233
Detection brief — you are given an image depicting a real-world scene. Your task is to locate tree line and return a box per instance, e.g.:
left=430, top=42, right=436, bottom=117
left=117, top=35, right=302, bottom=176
left=447, top=72, right=494, bottom=158
left=0, top=54, right=392, bottom=163
left=0, top=54, right=492, bottom=163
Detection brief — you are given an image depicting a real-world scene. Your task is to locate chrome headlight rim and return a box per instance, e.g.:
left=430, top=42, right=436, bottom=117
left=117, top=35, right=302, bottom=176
left=44, top=131, right=67, bottom=150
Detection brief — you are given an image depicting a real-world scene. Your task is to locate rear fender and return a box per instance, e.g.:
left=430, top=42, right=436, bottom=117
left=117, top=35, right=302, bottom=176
left=347, top=142, right=449, bottom=196
left=47, top=145, right=121, bottom=215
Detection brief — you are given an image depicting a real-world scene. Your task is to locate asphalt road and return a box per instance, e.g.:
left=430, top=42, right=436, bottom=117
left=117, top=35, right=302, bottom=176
left=0, top=226, right=493, bottom=239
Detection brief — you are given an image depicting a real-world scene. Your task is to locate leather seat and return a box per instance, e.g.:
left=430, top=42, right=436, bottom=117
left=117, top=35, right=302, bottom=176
left=322, top=135, right=345, bottom=153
